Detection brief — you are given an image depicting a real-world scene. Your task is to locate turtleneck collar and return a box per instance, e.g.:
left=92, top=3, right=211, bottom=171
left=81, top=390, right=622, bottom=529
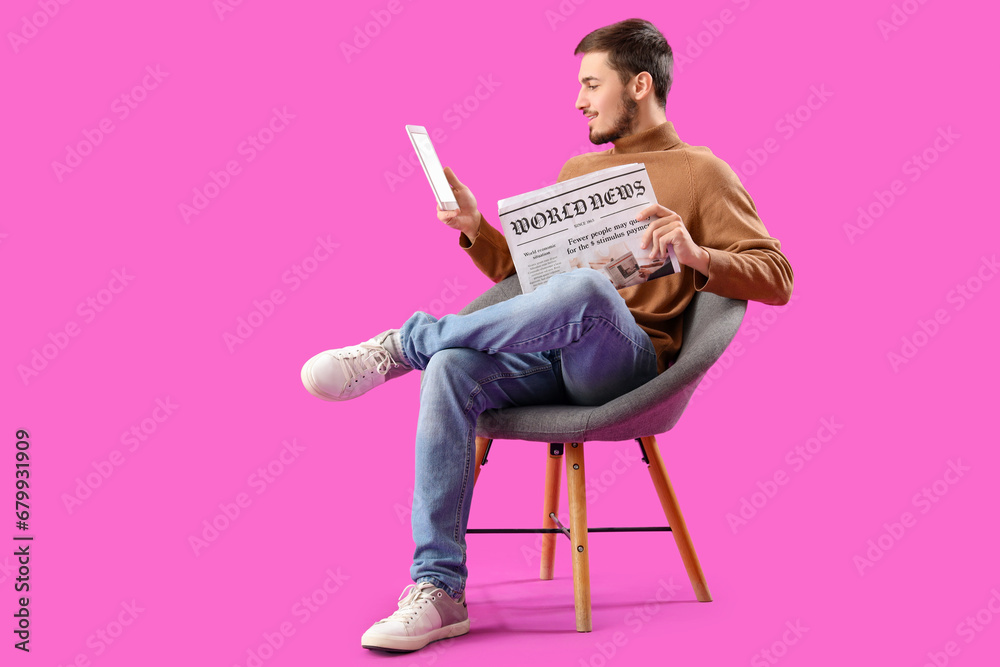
left=610, top=121, right=682, bottom=154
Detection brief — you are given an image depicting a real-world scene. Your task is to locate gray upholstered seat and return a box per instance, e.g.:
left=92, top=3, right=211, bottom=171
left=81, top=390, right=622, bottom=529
left=459, top=275, right=748, bottom=442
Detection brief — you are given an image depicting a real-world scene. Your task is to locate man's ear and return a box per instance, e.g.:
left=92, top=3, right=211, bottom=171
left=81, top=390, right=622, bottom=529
left=631, top=71, right=655, bottom=102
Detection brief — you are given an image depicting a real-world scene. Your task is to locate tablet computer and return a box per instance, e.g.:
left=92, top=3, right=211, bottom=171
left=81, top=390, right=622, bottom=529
left=405, top=125, right=460, bottom=211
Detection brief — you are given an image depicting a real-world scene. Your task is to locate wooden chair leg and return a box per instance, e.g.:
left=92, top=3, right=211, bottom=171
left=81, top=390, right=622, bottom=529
left=540, top=444, right=563, bottom=580
left=473, top=437, right=491, bottom=485
left=472, top=435, right=493, bottom=486
left=640, top=435, right=712, bottom=602
left=564, top=442, right=592, bottom=632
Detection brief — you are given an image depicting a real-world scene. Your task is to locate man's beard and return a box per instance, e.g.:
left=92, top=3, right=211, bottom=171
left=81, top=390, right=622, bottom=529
left=589, top=92, right=638, bottom=145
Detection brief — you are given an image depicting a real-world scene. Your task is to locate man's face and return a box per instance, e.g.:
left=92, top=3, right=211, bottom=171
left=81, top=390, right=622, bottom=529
left=576, top=51, right=638, bottom=145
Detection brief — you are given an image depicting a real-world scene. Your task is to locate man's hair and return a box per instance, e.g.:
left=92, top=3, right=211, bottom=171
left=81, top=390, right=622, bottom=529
left=574, top=18, right=673, bottom=108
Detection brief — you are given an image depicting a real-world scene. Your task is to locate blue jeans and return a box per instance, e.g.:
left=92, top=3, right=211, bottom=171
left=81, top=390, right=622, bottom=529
left=396, top=268, right=659, bottom=599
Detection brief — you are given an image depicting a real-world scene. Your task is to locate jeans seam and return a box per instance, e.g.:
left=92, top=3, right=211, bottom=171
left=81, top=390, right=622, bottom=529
left=453, top=418, right=473, bottom=560
left=472, top=363, right=556, bottom=390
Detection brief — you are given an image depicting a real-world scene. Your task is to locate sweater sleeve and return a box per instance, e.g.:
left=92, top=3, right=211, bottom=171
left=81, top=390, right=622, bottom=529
left=457, top=212, right=516, bottom=284
left=689, top=156, right=794, bottom=306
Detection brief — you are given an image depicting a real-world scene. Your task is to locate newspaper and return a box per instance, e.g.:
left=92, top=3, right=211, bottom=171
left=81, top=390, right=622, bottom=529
left=497, top=163, right=680, bottom=294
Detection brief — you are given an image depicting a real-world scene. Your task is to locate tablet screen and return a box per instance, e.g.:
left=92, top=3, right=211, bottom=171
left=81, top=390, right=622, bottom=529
left=408, top=128, right=458, bottom=208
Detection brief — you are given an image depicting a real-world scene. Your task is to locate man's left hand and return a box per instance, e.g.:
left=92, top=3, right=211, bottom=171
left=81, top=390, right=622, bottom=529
left=637, top=204, right=711, bottom=276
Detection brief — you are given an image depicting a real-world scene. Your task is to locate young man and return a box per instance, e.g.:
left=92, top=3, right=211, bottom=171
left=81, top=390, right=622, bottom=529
left=300, top=18, right=793, bottom=653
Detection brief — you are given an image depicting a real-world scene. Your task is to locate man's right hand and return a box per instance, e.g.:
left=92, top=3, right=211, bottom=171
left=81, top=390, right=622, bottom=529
left=436, top=167, right=481, bottom=243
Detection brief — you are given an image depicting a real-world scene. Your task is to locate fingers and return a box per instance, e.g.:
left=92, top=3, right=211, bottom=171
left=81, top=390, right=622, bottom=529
left=437, top=209, right=458, bottom=223
left=637, top=204, right=657, bottom=221
left=640, top=215, right=670, bottom=249
left=654, top=231, right=674, bottom=260
left=638, top=205, right=671, bottom=248
left=443, top=166, right=463, bottom=191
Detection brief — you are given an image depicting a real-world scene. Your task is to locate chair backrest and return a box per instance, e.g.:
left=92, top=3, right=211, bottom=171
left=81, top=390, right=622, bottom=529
left=459, top=275, right=747, bottom=442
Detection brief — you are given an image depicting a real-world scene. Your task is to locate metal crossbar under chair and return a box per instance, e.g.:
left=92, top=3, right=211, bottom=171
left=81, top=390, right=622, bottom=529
left=461, top=275, right=747, bottom=632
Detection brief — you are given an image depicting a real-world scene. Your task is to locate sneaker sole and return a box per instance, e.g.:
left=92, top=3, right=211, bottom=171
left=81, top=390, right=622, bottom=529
left=361, top=619, right=470, bottom=653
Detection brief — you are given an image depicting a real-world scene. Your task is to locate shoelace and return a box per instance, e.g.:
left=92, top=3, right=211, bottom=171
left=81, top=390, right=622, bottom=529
left=336, top=342, right=398, bottom=392
left=379, top=583, right=436, bottom=625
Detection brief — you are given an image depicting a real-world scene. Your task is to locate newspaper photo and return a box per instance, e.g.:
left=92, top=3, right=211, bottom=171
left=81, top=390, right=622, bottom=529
left=497, top=163, right=681, bottom=294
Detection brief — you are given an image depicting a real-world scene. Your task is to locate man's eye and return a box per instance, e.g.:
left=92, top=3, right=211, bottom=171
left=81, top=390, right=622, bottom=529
left=588, top=85, right=598, bottom=90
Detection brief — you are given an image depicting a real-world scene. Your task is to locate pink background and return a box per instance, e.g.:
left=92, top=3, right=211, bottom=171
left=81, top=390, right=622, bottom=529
left=3, top=1, right=998, bottom=665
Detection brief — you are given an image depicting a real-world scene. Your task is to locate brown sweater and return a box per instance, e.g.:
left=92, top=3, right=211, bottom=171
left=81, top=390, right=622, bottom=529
left=459, top=121, right=794, bottom=374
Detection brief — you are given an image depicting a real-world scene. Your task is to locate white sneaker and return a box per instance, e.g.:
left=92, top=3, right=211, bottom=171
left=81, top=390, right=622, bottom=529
left=300, top=330, right=412, bottom=401
left=361, top=582, right=470, bottom=653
